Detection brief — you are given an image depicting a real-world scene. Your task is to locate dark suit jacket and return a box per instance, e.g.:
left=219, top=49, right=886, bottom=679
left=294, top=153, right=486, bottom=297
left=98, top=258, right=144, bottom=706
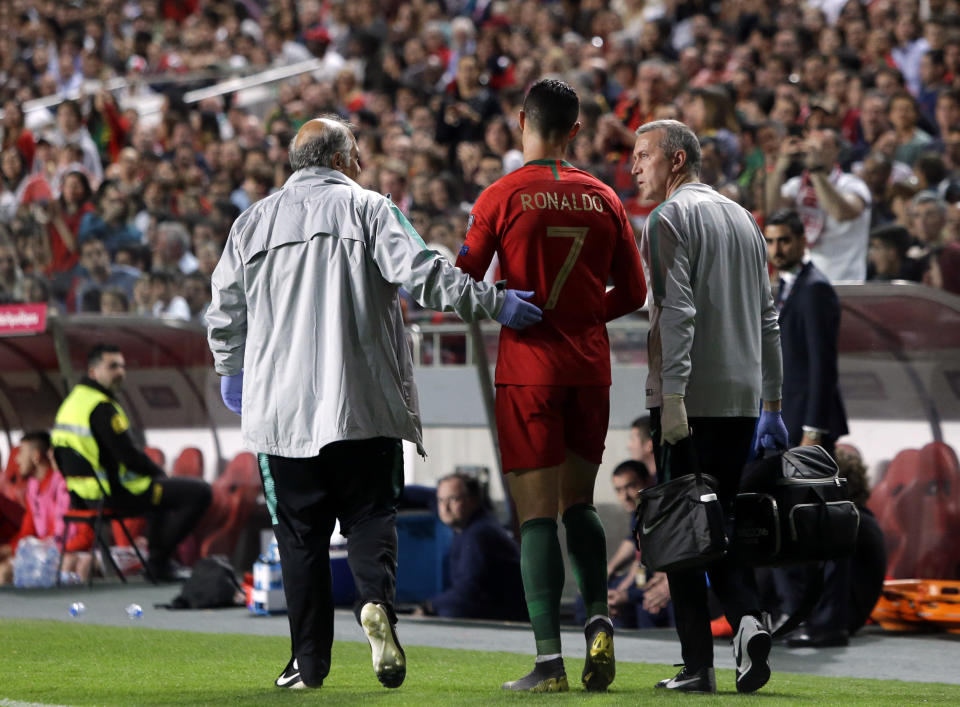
left=778, top=262, right=849, bottom=445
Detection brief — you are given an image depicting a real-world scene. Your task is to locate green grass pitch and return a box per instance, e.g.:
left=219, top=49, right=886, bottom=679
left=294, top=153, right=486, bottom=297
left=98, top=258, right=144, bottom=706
left=2, top=618, right=959, bottom=705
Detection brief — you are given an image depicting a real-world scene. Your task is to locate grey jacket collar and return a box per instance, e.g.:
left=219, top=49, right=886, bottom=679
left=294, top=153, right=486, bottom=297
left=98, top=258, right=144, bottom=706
left=285, top=166, right=356, bottom=187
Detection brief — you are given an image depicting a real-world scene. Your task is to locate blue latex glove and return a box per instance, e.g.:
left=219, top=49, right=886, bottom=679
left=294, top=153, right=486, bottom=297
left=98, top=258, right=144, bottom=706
left=220, top=372, right=243, bottom=415
left=495, top=289, right=543, bottom=329
left=754, top=409, right=789, bottom=455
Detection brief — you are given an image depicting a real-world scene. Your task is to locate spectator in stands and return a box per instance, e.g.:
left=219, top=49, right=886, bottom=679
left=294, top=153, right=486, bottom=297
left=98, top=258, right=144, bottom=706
left=851, top=91, right=891, bottom=162
left=416, top=472, right=527, bottom=622
left=767, top=128, right=872, bottom=282
left=149, top=270, right=190, bottom=321
left=43, top=170, right=95, bottom=276
left=868, top=224, right=925, bottom=282
left=194, top=241, right=222, bottom=280
left=912, top=191, right=948, bottom=248
left=52, top=344, right=211, bottom=582
left=889, top=92, right=934, bottom=167
left=436, top=55, right=502, bottom=157
left=0, top=239, right=24, bottom=302
left=77, top=180, right=142, bottom=256
left=71, top=236, right=139, bottom=313
left=2, top=101, right=35, bottom=169
left=0, top=147, right=36, bottom=224
left=153, top=221, right=198, bottom=275
left=925, top=241, right=960, bottom=295
left=0, top=431, right=93, bottom=585
left=46, top=101, right=102, bottom=183
left=131, top=274, right=153, bottom=316
left=181, top=272, right=211, bottom=324
left=857, top=153, right=896, bottom=228
left=99, top=287, right=130, bottom=315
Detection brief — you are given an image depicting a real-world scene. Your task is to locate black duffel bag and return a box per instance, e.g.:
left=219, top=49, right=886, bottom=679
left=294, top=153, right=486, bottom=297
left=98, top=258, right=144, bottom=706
left=634, top=437, right=728, bottom=572
left=733, top=445, right=860, bottom=566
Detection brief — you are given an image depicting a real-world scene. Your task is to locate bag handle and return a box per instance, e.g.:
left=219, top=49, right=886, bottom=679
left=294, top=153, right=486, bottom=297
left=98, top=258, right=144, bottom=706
left=660, top=436, right=703, bottom=485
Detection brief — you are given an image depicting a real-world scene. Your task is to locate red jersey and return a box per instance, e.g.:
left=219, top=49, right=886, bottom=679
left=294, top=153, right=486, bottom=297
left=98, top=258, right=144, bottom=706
left=456, top=160, right=646, bottom=386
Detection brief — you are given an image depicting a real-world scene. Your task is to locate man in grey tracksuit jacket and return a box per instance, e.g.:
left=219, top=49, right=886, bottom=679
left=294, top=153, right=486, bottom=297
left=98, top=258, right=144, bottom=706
left=631, top=120, right=787, bottom=695
left=206, top=116, right=541, bottom=690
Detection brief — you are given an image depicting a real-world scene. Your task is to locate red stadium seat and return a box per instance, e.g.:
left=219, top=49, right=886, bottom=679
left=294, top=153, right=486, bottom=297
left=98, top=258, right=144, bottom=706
left=172, top=447, right=204, bottom=479
left=196, top=452, right=261, bottom=559
left=0, top=446, right=26, bottom=508
left=144, top=446, right=167, bottom=472
left=869, top=447, right=921, bottom=575
left=890, top=442, right=960, bottom=579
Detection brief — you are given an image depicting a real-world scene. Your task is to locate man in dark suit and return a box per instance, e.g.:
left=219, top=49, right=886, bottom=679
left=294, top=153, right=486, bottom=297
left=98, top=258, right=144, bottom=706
left=763, top=209, right=852, bottom=647
left=764, top=209, right=849, bottom=457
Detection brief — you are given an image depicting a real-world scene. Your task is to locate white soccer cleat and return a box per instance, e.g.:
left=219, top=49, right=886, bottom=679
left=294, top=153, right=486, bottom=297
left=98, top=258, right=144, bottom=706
left=361, top=602, right=406, bottom=688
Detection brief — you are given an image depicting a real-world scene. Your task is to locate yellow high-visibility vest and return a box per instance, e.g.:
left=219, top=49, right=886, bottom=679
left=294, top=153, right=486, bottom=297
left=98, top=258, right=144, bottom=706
left=51, top=383, right=152, bottom=500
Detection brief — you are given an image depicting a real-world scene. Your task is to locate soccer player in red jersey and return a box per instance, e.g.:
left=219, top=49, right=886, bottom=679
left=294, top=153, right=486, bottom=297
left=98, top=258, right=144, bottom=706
left=456, top=79, right=647, bottom=693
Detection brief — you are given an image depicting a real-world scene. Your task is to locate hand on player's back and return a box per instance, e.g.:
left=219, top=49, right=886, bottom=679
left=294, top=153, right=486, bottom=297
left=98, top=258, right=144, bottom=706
left=496, top=290, right=543, bottom=329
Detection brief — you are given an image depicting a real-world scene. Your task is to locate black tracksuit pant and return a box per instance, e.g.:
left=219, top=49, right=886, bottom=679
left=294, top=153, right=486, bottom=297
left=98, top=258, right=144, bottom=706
left=258, top=437, right=404, bottom=687
left=650, top=409, right=762, bottom=671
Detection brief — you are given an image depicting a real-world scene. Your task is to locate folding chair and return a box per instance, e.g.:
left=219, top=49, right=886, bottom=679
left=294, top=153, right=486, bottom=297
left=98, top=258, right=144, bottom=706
left=57, top=472, right=157, bottom=587
left=57, top=503, right=157, bottom=587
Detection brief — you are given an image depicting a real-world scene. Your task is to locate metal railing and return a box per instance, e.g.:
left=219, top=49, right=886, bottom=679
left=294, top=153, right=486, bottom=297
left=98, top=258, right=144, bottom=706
left=408, top=318, right=650, bottom=367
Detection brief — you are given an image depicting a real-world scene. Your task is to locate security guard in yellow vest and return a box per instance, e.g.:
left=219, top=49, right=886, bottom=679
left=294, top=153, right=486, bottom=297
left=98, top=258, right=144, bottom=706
left=53, top=343, right=211, bottom=582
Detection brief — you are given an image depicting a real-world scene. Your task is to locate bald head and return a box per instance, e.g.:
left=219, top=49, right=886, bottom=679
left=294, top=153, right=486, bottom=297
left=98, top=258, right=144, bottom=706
left=289, top=115, right=359, bottom=177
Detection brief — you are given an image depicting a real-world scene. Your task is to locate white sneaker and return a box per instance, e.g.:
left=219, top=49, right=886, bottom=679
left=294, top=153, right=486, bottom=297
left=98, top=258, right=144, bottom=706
left=734, top=614, right=772, bottom=693
left=360, top=602, right=406, bottom=688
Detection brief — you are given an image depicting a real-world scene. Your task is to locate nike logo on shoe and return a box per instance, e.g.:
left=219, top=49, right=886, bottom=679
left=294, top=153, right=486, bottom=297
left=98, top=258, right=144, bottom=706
left=276, top=658, right=308, bottom=688
left=276, top=671, right=301, bottom=687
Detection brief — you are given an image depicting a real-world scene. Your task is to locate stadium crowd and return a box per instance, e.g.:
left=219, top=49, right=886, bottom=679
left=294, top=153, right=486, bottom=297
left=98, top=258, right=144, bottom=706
left=1, top=0, right=959, bottom=320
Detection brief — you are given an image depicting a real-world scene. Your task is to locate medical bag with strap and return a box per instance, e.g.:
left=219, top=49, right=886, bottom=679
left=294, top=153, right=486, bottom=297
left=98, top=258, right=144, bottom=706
left=634, top=436, right=728, bottom=573
left=733, top=445, right=860, bottom=566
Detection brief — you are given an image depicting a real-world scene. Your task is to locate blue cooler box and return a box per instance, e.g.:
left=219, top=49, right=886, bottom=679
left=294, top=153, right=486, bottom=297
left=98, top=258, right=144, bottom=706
left=330, top=511, right=453, bottom=606
left=396, top=511, right=453, bottom=603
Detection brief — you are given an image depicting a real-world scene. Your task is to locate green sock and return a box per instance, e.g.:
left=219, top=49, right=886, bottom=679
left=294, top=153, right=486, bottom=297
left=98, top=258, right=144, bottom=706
left=520, top=517, right=565, bottom=656
left=562, top=503, right=609, bottom=620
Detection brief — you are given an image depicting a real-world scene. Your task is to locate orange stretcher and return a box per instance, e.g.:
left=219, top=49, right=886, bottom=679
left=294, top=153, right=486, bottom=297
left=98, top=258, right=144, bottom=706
left=871, top=579, right=960, bottom=633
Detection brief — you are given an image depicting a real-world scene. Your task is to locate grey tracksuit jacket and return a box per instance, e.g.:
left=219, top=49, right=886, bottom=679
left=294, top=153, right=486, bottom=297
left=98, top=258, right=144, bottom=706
left=640, top=182, right=783, bottom=417
left=206, top=167, right=505, bottom=457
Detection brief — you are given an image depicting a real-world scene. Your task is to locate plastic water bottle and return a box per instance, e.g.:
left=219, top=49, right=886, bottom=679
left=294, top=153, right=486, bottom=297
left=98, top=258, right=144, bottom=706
left=125, top=603, right=143, bottom=620
left=69, top=602, right=85, bottom=617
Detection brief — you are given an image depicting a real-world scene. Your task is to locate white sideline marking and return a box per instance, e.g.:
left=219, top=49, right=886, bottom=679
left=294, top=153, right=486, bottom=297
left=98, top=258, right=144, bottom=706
left=0, top=700, right=72, bottom=707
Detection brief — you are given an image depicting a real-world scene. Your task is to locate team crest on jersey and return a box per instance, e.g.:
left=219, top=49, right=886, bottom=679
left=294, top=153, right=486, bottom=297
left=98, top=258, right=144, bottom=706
left=459, top=244, right=469, bottom=256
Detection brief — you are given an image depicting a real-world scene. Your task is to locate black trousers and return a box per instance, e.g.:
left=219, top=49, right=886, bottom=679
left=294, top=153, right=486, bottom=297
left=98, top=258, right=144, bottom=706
left=650, top=409, right=761, bottom=671
left=259, top=437, right=403, bottom=687
left=143, top=477, right=212, bottom=569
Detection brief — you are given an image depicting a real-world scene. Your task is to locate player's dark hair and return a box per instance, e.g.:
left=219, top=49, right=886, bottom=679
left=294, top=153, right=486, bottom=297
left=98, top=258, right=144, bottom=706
left=20, top=430, right=51, bottom=456
left=767, top=209, right=805, bottom=237
left=522, top=79, right=580, bottom=142
left=87, top=343, right=122, bottom=368
left=612, top=459, right=651, bottom=484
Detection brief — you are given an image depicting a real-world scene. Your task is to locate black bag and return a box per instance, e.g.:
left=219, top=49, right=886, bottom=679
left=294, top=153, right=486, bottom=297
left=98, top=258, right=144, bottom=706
left=634, top=438, right=728, bottom=572
left=165, top=557, right=244, bottom=609
left=733, top=445, right=860, bottom=566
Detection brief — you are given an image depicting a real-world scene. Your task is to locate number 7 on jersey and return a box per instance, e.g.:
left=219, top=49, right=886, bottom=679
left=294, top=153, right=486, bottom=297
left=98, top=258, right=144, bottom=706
left=544, top=226, right=588, bottom=309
